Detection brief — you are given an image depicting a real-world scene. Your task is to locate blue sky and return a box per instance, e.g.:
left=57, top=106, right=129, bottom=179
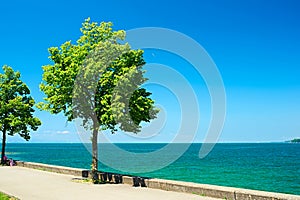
left=1, top=0, right=300, bottom=143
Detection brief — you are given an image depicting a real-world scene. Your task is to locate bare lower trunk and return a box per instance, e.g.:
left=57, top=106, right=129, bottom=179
left=91, top=125, right=99, bottom=183
left=1, top=127, right=6, bottom=165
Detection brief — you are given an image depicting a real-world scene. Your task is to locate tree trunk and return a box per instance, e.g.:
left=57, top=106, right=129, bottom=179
left=91, top=123, right=99, bottom=183
left=1, top=127, right=6, bottom=165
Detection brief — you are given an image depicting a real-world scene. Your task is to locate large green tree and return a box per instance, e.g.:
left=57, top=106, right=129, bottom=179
left=39, top=18, right=158, bottom=182
left=0, top=66, right=41, bottom=164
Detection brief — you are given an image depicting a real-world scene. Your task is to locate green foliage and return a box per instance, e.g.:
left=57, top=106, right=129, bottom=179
left=0, top=191, right=18, bottom=200
left=290, top=138, right=300, bottom=143
left=39, top=18, right=158, bottom=133
left=0, top=66, right=41, bottom=141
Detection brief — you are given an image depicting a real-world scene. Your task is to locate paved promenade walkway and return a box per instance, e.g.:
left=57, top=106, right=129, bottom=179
left=0, top=166, right=220, bottom=200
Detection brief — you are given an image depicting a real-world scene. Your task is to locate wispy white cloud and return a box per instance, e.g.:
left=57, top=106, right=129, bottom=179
left=56, top=130, right=70, bottom=134
left=43, top=130, right=71, bottom=135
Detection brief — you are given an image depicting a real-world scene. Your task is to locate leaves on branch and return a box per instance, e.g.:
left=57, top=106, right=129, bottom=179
left=39, top=18, right=158, bottom=134
left=0, top=66, right=41, bottom=141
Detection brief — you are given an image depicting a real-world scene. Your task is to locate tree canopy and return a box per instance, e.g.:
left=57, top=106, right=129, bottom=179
left=39, top=18, right=157, bottom=132
left=0, top=65, right=41, bottom=163
left=38, top=18, right=158, bottom=181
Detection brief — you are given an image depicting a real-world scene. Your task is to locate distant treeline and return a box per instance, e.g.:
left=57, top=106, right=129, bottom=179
left=288, top=138, right=300, bottom=143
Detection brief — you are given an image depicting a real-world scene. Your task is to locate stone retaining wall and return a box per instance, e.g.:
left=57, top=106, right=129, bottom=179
left=15, top=161, right=89, bottom=178
left=15, top=161, right=300, bottom=200
left=144, top=179, right=300, bottom=200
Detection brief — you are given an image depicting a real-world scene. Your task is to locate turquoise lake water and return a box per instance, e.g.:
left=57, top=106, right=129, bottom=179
left=4, top=143, right=300, bottom=195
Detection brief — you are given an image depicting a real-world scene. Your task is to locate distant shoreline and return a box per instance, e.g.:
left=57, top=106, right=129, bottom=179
left=286, top=138, right=300, bottom=143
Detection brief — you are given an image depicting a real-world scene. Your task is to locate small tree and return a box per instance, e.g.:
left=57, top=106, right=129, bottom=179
left=0, top=66, right=41, bottom=164
left=39, top=18, right=158, bottom=182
